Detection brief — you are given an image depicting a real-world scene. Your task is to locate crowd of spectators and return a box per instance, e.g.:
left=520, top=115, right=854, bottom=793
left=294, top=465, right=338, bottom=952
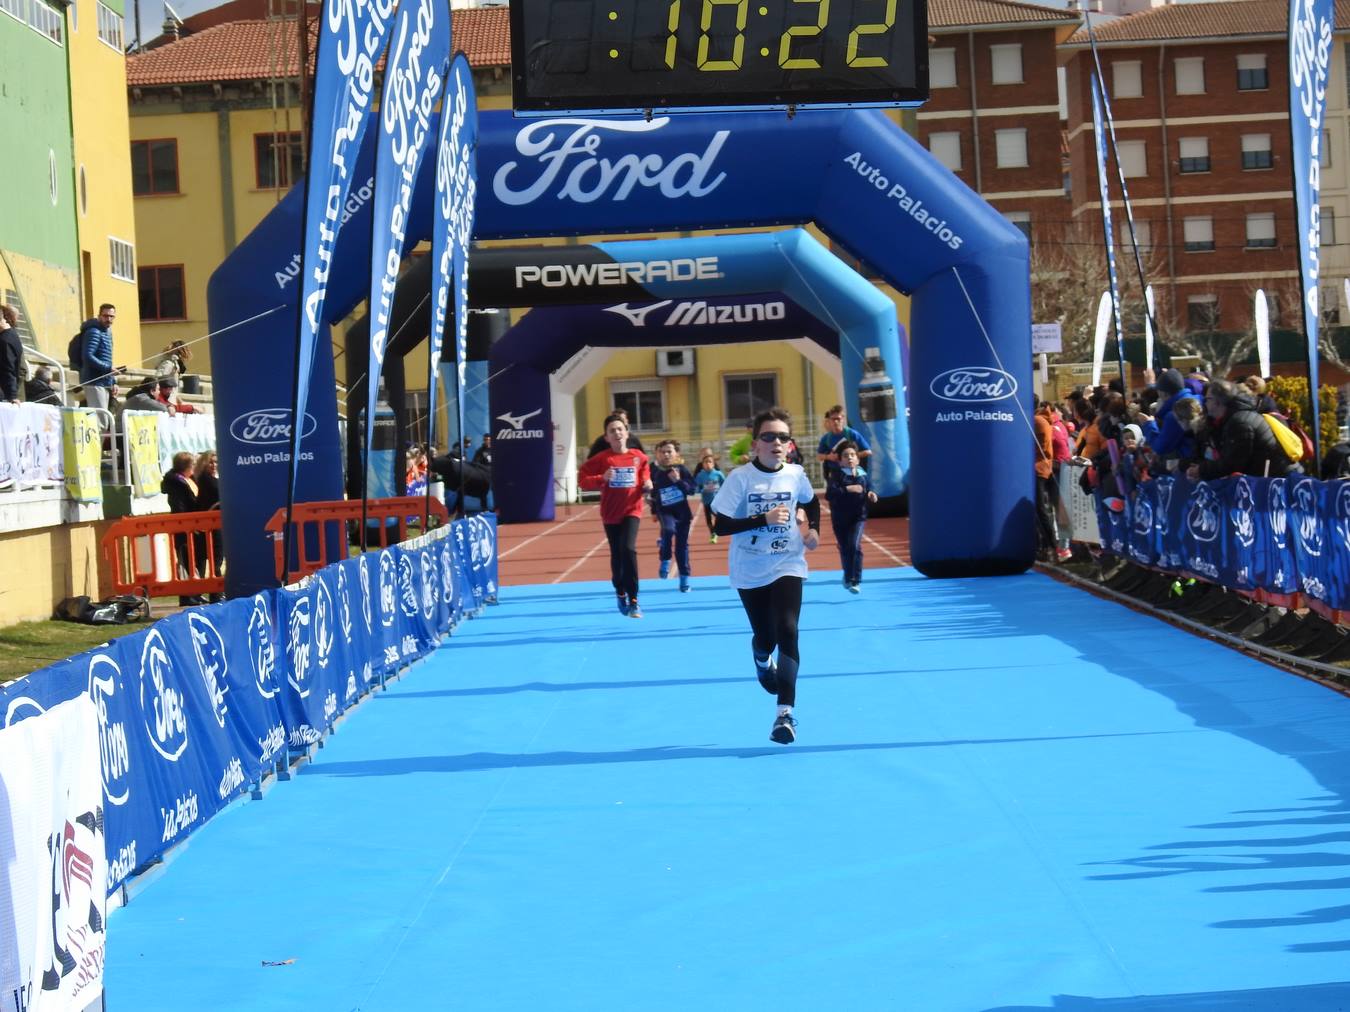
left=1034, top=369, right=1314, bottom=564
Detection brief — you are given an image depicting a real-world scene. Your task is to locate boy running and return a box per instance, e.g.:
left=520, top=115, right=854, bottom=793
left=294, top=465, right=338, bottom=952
left=578, top=413, right=653, bottom=618
left=649, top=439, right=696, bottom=592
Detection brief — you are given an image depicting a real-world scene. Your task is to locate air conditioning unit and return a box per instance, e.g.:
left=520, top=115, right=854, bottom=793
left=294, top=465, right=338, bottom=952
left=656, top=347, right=695, bottom=377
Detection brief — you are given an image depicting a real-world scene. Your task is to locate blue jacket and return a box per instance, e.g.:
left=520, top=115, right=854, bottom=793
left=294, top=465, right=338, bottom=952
left=1149, top=389, right=1200, bottom=458
left=825, top=466, right=873, bottom=524
left=693, top=467, right=725, bottom=501
left=79, top=319, right=114, bottom=387
left=650, top=463, right=695, bottom=520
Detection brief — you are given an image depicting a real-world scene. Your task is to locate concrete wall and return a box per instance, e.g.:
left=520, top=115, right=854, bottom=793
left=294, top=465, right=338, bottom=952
left=0, top=521, right=105, bottom=625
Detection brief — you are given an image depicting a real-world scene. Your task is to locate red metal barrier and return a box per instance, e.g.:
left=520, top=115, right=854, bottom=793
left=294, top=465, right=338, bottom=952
left=102, top=512, right=225, bottom=600
left=264, top=496, right=450, bottom=581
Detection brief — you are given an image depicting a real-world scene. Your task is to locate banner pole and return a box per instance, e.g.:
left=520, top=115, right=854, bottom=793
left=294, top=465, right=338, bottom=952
left=1089, top=71, right=1127, bottom=385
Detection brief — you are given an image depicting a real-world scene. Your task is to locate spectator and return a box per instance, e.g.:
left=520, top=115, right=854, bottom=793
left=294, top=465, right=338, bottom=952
left=1186, top=379, right=1302, bottom=481
left=154, top=375, right=197, bottom=414
left=0, top=304, right=24, bottom=403
left=24, top=364, right=61, bottom=406
left=1241, top=375, right=1280, bottom=416
left=194, top=451, right=224, bottom=602
left=121, top=378, right=169, bottom=414
left=79, top=303, right=120, bottom=415
left=1032, top=395, right=1058, bottom=562
left=816, top=405, right=871, bottom=482
left=161, top=450, right=205, bottom=606
left=471, top=434, right=492, bottom=468
left=1148, top=368, right=1201, bottom=467
left=586, top=407, right=644, bottom=458
left=155, top=340, right=191, bottom=383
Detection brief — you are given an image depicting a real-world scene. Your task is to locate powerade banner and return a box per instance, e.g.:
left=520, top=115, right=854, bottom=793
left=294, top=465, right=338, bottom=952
left=429, top=53, right=477, bottom=466
left=0, top=517, right=495, bottom=897
left=1090, top=73, right=1125, bottom=381
left=364, top=0, right=448, bottom=497
left=1289, top=0, right=1333, bottom=463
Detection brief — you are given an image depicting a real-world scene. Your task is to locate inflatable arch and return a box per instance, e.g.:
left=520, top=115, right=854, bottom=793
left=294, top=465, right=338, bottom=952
left=476, top=229, right=906, bottom=523
left=209, top=107, right=1030, bottom=597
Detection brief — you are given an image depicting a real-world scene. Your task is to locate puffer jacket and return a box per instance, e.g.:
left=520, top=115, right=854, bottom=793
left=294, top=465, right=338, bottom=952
left=1196, top=389, right=1302, bottom=480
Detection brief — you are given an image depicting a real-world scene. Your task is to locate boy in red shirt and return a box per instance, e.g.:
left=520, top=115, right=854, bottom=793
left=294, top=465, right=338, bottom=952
left=578, top=413, right=653, bottom=617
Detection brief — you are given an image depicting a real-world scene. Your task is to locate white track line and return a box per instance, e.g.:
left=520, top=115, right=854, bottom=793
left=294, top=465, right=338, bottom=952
left=498, top=505, right=597, bottom=558
left=864, top=533, right=906, bottom=566
left=552, top=534, right=610, bottom=584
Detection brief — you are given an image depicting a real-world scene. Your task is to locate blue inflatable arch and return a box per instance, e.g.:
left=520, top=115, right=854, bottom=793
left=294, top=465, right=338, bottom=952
left=487, top=283, right=853, bottom=522
left=209, top=108, right=1030, bottom=596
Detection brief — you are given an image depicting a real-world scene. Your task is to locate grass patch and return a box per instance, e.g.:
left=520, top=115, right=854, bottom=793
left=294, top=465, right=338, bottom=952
left=0, top=620, right=149, bottom=685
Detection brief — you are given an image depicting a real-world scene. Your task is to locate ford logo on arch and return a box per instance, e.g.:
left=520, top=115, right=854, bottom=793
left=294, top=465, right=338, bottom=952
left=930, top=367, right=1018, bottom=403
left=229, top=408, right=318, bottom=446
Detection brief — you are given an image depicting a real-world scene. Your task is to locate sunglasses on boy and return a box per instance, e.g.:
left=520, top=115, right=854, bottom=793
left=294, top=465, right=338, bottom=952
left=757, top=432, right=793, bottom=443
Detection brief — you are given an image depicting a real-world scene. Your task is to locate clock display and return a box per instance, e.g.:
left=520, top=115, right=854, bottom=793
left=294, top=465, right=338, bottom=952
left=511, top=0, right=928, bottom=113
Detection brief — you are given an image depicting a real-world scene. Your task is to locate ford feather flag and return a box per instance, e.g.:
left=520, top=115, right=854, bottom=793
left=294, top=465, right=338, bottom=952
left=1290, top=0, right=1333, bottom=465
left=290, top=0, right=396, bottom=503
left=429, top=54, right=477, bottom=466
left=364, top=0, right=449, bottom=495
left=1090, top=72, right=1126, bottom=382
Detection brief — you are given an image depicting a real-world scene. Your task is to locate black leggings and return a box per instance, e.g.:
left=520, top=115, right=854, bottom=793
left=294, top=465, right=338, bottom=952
left=604, top=516, right=641, bottom=601
left=736, top=575, right=803, bottom=706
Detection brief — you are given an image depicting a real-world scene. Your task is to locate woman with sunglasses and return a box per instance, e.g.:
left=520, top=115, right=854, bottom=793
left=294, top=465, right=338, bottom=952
left=711, top=407, right=820, bottom=744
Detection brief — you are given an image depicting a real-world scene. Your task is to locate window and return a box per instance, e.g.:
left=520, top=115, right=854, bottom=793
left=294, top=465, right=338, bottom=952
left=1237, top=53, right=1268, bottom=90
left=1183, top=216, right=1214, bottom=252
left=1242, top=133, right=1273, bottom=170
left=254, top=132, right=305, bottom=189
left=25, top=0, right=62, bottom=44
left=0, top=0, right=21, bottom=24
left=994, top=128, right=1028, bottom=168
left=1266, top=293, right=1282, bottom=325
left=930, top=47, right=956, bottom=88
left=990, top=44, right=1023, bottom=85
left=1323, top=289, right=1342, bottom=326
left=1175, top=56, right=1205, bottom=95
left=1322, top=129, right=1332, bottom=168
left=1187, top=295, right=1219, bottom=330
left=1324, top=207, right=1337, bottom=248
left=1004, top=211, right=1032, bottom=242
left=1178, top=137, right=1210, bottom=173
left=130, top=139, right=180, bottom=195
left=96, top=1, right=122, bottom=50
left=109, top=237, right=135, bottom=281
left=1112, top=60, right=1142, bottom=99
left=1117, top=139, right=1147, bottom=178
left=1129, top=218, right=1152, bottom=253
left=1245, top=212, right=1276, bottom=248
left=723, top=373, right=778, bottom=426
left=609, top=378, right=665, bottom=432
left=929, top=131, right=961, bottom=171
left=138, top=266, right=186, bottom=321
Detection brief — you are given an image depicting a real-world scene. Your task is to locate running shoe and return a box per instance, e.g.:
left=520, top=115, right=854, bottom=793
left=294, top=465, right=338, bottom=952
left=616, top=594, right=630, bottom=616
left=755, top=657, right=778, bottom=695
left=628, top=602, right=644, bottom=619
left=679, top=575, right=691, bottom=592
left=770, top=712, right=797, bottom=745
left=847, top=583, right=861, bottom=594
left=710, top=534, right=718, bottom=543
left=659, top=560, right=670, bottom=579
left=1056, top=547, right=1074, bottom=562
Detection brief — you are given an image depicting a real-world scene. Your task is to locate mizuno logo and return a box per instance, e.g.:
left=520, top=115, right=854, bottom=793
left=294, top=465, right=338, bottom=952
left=496, top=408, right=543, bottom=430
left=606, top=300, right=787, bottom=328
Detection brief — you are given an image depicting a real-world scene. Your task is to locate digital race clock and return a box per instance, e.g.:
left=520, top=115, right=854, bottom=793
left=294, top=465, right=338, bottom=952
left=510, top=0, right=928, bottom=114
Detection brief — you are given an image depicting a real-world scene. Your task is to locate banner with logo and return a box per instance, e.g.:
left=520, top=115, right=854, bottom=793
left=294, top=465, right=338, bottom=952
left=429, top=53, right=478, bottom=466
left=289, top=0, right=397, bottom=508
left=123, top=410, right=162, bottom=498
left=0, top=695, right=106, bottom=1011
left=0, top=402, right=62, bottom=490
left=158, top=412, right=215, bottom=475
left=1290, top=0, right=1334, bottom=464
left=1090, top=73, right=1126, bottom=382
left=363, top=0, right=449, bottom=504
left=62, top=407, right=102, bottom=502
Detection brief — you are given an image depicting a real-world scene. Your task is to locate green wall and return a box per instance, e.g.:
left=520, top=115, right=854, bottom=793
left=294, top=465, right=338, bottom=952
left=0, top=12, right=78, bottom=271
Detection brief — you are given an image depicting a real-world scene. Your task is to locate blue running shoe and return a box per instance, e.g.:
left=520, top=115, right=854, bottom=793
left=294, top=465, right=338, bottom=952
left=679, top=575, right=691, bottom=593
left=770, top=712, right=797, bottom=744
left=616, top=594, right=630, bottom=616
left=659, top=560, right=670, bottom=579
left=628, top=602, right=644, bottom=619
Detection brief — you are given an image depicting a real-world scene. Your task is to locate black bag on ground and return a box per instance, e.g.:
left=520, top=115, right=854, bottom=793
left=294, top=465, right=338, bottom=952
left=54, top=594, right=149, bottom=625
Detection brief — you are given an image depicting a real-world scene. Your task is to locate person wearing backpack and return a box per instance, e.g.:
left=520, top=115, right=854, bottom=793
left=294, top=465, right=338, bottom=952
left=1185, top=379, right=1302, bottom=482
left=77, top=303, right=120, bottom=417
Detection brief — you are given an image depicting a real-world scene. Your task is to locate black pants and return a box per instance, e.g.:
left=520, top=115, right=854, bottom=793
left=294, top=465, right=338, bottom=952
left=1035, top=475, right=1058, bottom=556
left=831, top=514, right=865, bottom=585
left=604, top=516, right=641, bottom=601
left=737, top=575, right=803, bottom=707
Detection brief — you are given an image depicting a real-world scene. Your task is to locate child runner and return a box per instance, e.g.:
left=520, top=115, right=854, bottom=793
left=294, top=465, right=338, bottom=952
left=578, top=413, right=653, bottom=618
left=712, top=407, right=821, bottom=744
left=649, top=439, right=696, bottom=592
left=824, top=440, right=877, bottom=594
left=691, top=451, right=726, bottom=543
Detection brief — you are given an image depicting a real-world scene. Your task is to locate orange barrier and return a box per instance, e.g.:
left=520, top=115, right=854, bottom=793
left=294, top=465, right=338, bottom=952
left=264, top=496, right=450, bottom=581
left=102, top=511, right=225, bottom=601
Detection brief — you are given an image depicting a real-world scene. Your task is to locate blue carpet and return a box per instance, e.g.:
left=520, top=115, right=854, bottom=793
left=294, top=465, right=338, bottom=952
left=104, top=569, right=1350, bottom=1011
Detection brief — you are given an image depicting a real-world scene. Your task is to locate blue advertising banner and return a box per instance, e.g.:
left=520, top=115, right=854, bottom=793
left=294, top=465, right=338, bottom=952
left=0, top=517, right=496, bottom=895
left=430, top=54, right=478, bottom=463
left=291, top=0, right=397, bottom=506
left=1090, top=73, right=1126, bottom=381
left=1289, top=0, right=1333, bottom=462
left=364, top=0, right=449, bottom=498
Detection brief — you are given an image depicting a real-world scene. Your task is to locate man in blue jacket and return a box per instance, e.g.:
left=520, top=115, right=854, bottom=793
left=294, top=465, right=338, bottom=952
left=79, top=303, right=119, bottom=417
left=1147, top=367, right=1201, bottom=466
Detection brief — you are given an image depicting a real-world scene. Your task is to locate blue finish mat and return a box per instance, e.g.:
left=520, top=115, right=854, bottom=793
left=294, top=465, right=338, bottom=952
left=105, top=569, right=1350, bottom=1010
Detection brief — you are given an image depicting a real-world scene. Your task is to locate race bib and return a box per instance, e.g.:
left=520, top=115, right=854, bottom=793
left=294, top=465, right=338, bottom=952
left=610, top=466, right=637, bottom=488
left=659, top=484, right=684, bottom=506
left=747, top=490, right=793, bottom=552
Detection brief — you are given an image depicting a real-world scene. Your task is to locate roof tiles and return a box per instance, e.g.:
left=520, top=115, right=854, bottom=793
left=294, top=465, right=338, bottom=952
left=1065, top=0, right=1350, bottom=45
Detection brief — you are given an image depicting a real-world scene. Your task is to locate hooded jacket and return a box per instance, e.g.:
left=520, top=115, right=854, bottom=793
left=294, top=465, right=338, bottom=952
left=1195, top=388, right=1302, bottom=480
left=1149, top=388, right=1202, bottom=458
